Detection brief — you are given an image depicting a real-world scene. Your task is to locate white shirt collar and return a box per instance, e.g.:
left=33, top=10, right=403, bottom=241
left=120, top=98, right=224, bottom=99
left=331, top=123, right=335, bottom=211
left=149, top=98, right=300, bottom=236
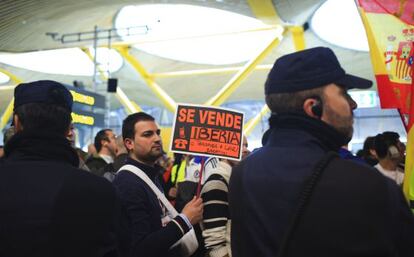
left=374, top=163, right=404, bottom=185
left=99, top=154, right=114, bottom=164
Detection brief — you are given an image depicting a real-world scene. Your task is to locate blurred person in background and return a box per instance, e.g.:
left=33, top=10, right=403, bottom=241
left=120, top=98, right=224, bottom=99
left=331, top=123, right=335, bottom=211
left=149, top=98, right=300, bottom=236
left=66, top=123, right=89, bottom=171
left=374, top=131, right=405, bottom=186
left=201, top=135, right=250, bottom=257
left=86, top=129, right=117, bottom=176
left=357, top=136, right=378, bottom=166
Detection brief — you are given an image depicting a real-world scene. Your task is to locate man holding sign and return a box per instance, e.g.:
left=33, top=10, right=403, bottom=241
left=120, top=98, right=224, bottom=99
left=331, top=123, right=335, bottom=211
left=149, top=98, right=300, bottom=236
left=113, top=112, right=203, bottom=257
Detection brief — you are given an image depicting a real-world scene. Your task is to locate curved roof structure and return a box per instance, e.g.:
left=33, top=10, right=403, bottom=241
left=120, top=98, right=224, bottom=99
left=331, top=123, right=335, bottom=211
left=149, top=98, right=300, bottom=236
left=0, top=0, right=375, bottom=135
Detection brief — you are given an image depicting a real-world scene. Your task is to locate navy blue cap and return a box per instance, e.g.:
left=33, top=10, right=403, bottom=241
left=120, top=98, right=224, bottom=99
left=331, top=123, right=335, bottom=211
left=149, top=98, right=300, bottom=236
left=13, top=80, right=73, bottom=111
left=265, top=47, right=373, bottom=95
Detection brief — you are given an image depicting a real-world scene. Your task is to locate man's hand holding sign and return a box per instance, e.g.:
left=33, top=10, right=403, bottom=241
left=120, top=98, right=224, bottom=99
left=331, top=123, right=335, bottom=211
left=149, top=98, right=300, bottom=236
left=171, top=104, right=246, bottom=257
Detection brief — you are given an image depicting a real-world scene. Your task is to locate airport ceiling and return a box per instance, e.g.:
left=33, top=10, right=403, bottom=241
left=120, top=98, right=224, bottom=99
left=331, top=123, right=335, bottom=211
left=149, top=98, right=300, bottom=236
left=0, top=0, right=375, bottom=115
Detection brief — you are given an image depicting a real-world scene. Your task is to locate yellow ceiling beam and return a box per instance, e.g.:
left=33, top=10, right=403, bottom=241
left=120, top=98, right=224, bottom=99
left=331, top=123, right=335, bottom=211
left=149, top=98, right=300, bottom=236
left=151, top=64, right=273, bottom=78
left=0, top=85, right=16, bottom=91
left=247, top=0, right=281, bottom=25
left=81, top=48, right=108, bottom=81
left=0, top=99, right=14, bottom=131
left=244, top=104, right=270, bottom=136
left=131, top=101, right=142, bottom=112
left=289, top=26, right=306, bottom=51
left=81, top=48, right=140, bottom=114
left=0, top=68, right=22, bottom=85
left=116, top=87, right=142, bottom=114
left=0, top=68, right=22, bottom=131
left=205, top=26, right=284, bottom=107
left=247, top=0, right=306, bottom=50
left=116, top=46, right=177, bottom=113
left=242, top=26, right=305, bottom=136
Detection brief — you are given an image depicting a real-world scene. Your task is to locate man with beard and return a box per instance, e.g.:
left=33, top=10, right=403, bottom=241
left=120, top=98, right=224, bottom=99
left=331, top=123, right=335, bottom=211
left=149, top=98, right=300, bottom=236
left=113, top=112, right=204, bottom=257
left=229, top=47, right=414, bottom=257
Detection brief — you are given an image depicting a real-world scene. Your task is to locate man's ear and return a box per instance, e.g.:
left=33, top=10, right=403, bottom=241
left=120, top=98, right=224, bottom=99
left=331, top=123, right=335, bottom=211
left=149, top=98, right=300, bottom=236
left=65, top=124, right=74, bottom=139
left=13, top=115, right=23, bottom=132
left=303, top=98, right=320, bottom=118
left=101, top=139, right=108, bottom=148
left=124, top=138, right=134, bottom=151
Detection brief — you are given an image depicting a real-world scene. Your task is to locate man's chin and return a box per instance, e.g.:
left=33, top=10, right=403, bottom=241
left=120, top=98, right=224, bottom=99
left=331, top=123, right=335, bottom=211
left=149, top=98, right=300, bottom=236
left=334, top=125, right=353, bottom=145
left=150, top=150, right=163, bottom=159
left=342, top=128, right=353, bottom=145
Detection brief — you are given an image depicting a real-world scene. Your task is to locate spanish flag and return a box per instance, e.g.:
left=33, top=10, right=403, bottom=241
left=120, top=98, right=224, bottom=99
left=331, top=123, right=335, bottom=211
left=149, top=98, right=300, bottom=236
left=356, top=0, right=414, bottom=209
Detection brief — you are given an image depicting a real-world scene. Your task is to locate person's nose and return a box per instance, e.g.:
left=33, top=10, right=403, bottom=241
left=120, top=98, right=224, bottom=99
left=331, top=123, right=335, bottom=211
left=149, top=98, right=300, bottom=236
left=154, top=133, right=162, bottom=142
left=348, top=95, right=357, bottom=110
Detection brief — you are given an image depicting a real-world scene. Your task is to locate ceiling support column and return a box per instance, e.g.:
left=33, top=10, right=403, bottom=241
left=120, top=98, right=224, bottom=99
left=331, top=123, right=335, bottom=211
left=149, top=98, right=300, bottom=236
left=82, top=48, right=141, bottom=114
left=151, top=64, right=273, bottom=78
left=0, top=68, right=22, bottom=131
left=289, top=26, right=306, bottom=51
left=116, top=46, right=177, bottom=113
left=247, top=0, right=281, bottom=25
left=205, top=27, right=284, bottom=107
left=244, top=104, right=270, bottom=136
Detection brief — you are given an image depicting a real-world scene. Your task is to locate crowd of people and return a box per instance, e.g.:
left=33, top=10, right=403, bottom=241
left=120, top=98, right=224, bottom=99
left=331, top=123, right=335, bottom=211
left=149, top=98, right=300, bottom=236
left=0, top=47, right=413, bottom=257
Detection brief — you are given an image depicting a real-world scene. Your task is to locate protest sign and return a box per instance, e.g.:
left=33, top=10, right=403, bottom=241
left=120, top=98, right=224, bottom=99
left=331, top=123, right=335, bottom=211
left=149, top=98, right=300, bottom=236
left=170, top=104, right=244, bottom=161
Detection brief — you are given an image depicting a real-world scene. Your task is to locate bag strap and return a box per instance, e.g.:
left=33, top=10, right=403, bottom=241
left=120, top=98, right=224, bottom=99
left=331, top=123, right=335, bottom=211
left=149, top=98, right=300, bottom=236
left=120, top=164, right=179, bottom=217
left=276, top=151, right=338, bottom=257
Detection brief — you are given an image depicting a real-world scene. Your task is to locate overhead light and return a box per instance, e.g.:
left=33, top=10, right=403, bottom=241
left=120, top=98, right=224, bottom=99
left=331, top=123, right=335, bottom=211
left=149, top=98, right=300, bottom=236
left=88, top=47, right=124, bottom=74
left=0, top=48, right=123, bottom=76
left=311, top=0, right=369, bottom=51
left=115, top=4, right=276, bottom=65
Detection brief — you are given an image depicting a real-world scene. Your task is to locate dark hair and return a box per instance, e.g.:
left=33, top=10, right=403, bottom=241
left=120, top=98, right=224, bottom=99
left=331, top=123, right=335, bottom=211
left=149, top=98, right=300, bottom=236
left=122, top=112, right=155, bottom=140
left=94, top=129, right=112, bottom=153
left=374, top=132, right=400, bottom=159
left=356, top=149, right=364, bottom=158
left=3, top=127, right=15, bottom=145
left=362, top=136, right=375, bottom=152
left=14, top=103, right=71, bottom=135
left=173, top=153, right=183, bottom=166
left=265, top=86, right=325, bottom=114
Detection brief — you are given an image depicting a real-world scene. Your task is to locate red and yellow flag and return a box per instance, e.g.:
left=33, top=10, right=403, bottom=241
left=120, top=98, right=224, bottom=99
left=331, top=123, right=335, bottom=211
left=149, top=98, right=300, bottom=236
left=356, top=0, right=414, bottom=209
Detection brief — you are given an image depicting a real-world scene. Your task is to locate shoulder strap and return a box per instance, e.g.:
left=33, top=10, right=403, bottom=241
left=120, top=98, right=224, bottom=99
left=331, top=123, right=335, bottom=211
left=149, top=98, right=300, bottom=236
left=205, top=173, right=228, bottom=187
left=120, top=164, right=179, bottom=217
left=276, top=151, right=338, bottom=257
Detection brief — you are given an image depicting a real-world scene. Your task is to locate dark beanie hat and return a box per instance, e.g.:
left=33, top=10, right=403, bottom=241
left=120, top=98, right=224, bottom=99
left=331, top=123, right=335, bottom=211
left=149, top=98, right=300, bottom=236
left=265, top=47, right=372, bottom=95
left=13, top=80, right=73, bottom=111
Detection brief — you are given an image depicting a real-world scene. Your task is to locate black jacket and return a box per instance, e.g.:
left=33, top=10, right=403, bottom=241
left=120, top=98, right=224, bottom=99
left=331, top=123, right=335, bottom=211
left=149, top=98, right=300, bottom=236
left=113, top=157, right=192, bottom=257
left=0, top=131, right=122, bottom=257
left=229, top=113, right=414, bottom=257
left=86, top=154, right=112, bottom=177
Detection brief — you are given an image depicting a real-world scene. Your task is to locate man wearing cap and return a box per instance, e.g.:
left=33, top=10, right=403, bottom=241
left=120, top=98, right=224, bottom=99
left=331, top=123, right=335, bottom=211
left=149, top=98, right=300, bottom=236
left=0, top=80, right=122, bottom=257
left=229, top=47, right=414, bottom=257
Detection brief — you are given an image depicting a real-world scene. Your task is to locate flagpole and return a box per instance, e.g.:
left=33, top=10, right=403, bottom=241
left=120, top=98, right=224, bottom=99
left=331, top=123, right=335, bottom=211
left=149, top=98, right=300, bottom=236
left=398, top=109, right=408, bottom=132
